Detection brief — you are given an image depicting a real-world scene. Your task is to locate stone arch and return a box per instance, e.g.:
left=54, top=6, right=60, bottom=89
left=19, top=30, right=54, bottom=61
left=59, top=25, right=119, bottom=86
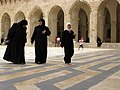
left=69, top=0, right=91, bottom=15
left=1, top=13, right=11, bottom=40
left=97, top=0, right=119, bottom=43
left=28, top=6, right=44, bottom=19
left=48, top=5, right=64, bottom=42
left=78, top=8, right=89, bottom=42
left=14, top=11, right=26, bottom=23
left=98, top=0, right=119, bottom=7
left=29, top=6, right=43, bottom=37
left=69, top=1, right=91, bottom=42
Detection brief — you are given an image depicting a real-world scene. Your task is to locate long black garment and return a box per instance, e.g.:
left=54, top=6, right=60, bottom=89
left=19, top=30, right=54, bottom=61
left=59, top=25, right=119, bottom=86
left=31, top=25, right=51, bottom=64
left=97, top=37, right=102, bottom=47
left=61, top=30, right=75, bottom=64
left=3, top=23, right=27, bottom=64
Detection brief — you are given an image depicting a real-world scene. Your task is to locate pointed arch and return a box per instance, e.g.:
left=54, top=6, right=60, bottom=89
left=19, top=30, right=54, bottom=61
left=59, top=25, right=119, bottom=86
left=48, top=5, right=64, bottom=42
left=69, top=1, right=91, bottom=42
left=97, top=0, right=119, bottom=43
left=29, top=6, right=43, bottom=37
left=14, top=11, right=26, bottom=23
left=1, top=13, right=11, bottom=40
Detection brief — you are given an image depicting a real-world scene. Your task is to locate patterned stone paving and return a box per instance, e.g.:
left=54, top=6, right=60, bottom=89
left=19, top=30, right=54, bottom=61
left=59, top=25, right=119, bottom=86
left=0, top=46, right=120, bottom=90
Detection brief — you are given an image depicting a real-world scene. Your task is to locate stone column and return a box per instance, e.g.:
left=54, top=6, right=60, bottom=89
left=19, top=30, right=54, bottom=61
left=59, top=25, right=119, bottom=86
left=111, top=21, right=117, bottom=43
left=26, top=17, right=31, bottom=45
left=48, top=17, right=57, bottom=43
left=10, top=15, right=15, bottom=26
left=44, top=14, right=48, bottom=26
left=25, top=11, right=31, bottom=46
left=64, top=13, right=71, bottom=26
left=44, top=13, right=51, bottom=46
left=89, top=8, right=97, bottom=47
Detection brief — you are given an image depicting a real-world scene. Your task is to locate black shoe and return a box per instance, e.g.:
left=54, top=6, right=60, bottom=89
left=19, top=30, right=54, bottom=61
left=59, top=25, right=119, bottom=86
left=13, top=62, right=20, bottom=64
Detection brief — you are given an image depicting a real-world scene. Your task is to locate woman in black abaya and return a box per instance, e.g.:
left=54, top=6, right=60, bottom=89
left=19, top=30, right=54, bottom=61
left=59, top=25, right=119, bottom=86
left=31, top=19, right=51, bottom=64
left=61, top=22, right=76, bottom=65
left=3, top=20, right=28, bottom=64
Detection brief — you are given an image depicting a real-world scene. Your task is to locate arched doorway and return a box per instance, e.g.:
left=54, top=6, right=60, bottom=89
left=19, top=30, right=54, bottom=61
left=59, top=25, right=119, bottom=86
left=29, top=9, right=43, bottom=37
left=104, top=7, right=111, bottom=42
left=69, top=2, right=90, bottom=42
left=15, top=11, right=25, bottom=23
left=57, top=10, right=64, bottom=39
left=1, top=13, right=11, bottom=40
left=98, top=0, right=119, bottom=43
left=48, top=5, right=64, bottom=42
left=78, top=8, right=89, bottom=42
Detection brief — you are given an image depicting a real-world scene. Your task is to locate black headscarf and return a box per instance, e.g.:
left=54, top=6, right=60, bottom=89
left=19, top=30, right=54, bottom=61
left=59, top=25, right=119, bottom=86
left=19, top=20, right=28, bottom=26
left=38, top=19, right=45, bottom=26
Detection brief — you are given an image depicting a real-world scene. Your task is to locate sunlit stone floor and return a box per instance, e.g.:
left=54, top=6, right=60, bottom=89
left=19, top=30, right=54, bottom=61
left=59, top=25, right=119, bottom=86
left=0, top=46, right=120, bottom=90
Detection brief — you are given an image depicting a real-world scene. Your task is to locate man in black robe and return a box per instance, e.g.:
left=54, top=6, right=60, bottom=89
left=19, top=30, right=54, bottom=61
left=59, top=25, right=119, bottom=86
left=61, top=22, right=76, bottom=65
left=31, top=19, right=51, bottom=64
left=97, top=37, right=102, bottom=47
left=3, top=20, right=28, bottom=64
left=1, top=37, right=4, bottom=44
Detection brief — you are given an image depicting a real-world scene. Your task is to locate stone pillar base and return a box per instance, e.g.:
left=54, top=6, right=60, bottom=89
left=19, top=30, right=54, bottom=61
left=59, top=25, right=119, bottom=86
left=89, top=43, right=97, bottom=48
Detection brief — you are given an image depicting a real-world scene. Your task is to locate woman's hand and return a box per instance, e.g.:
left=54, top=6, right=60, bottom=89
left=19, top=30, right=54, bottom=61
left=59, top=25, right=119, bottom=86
left=42, top=30, right=46, bottom=34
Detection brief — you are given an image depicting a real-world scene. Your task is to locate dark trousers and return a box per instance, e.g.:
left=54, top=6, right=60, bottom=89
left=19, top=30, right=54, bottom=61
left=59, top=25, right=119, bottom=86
left=79, top=44, right=84, bottom=49
left=64, top=56, right=71, bottom=64
left=64, top=47, right=74, bottom=64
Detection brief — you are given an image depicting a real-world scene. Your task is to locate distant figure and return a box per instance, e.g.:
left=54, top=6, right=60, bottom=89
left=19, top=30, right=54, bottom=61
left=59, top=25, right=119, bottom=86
left=3, top=20, right=28, bottom=64
left=54, top=37, right=58, bottom=47
left=31, top=19, right=51, bottom=64
left=97, top=37, right=102, bottom=47
left=61, top=22, right=76, bottom=65
left=57, top=37, right=60, bottom=46
left=78, top=37, right=84, bottom=50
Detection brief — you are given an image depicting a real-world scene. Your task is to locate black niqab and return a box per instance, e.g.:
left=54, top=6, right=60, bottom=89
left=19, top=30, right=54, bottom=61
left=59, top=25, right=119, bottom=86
left=19, top=20, right=28, bottom=26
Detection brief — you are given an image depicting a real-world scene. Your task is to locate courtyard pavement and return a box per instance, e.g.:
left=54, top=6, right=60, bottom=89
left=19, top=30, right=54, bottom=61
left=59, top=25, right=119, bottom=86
left=0, top=46, right=120, bottom=90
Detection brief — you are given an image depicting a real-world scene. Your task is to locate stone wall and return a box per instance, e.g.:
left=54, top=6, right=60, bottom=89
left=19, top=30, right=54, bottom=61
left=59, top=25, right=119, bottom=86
left=0, top=0, right=120, bottom=48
